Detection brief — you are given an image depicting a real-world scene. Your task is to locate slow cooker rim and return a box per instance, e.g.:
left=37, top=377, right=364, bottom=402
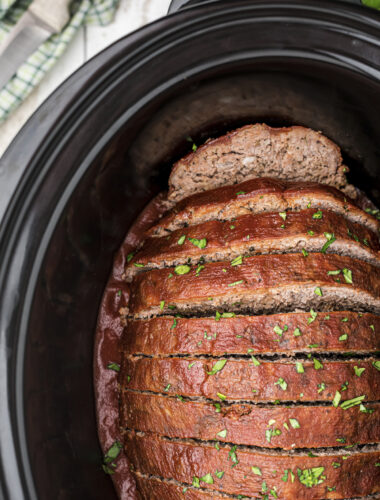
left=0, top=1, right=379, bottom=499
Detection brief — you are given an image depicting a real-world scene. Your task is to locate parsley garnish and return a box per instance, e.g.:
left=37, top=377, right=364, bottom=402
left=312, top=210, right=323, bottom=219
left=206, top=359, right=227, bottom=375
left=177, top=235, right=186, bottom=245
left=107, top=362, right=120, bottom=372
left=174, top=264, right=191, bottom=275
left=188, top=237, right=207, bottom=249
left=274, top=378, right=287, bottom=390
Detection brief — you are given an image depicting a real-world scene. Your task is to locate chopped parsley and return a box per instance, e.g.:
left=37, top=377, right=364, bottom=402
left=295, top=362, right=304, bottom=373
left=107, top=362, right=120, bottom=372
left=177, top=235, right=186, bottom=245
left=307, top=230, right=315, bottom=236
left=372, top=360, right=380, bottom=371
left=313, top=358, right=323, bottom=370
left=160, top=300, right=165, bottom=310
left=289, top=418, right=300, bottom=429
left=133, top=262, right=144, bottom=268
left=192, top=476, right=200, bottom=488
left=293, top=327, right=302, bottom=337
left=314, top=287, right=323, bottom=297
left=251, top=355, right=261, bottom=366
left=342, top=268, right=353, bottom=284
left=171, top=318, right=177, bottom=329
left=279, top=212, right=287, bottom=221
left=215, top=470, right=224, bottom=479
left=236, top=191, right=246, bottom=196
left=308, top=309, right=317, bottom=324
left=228, top=280, right=244, bottom=287
left=317, top=382, right=326, bottom=393
left=217, top=429, right=227, bottom=438
left=332, top=390, right=341, bottom=407
left=217, top=392, right=226, bottom=401
left=188, top=361, right=196, bottom=369
left=164, top=383, right=171, bottom=391
left=297, top=467, right=326, bottom=488
left=200, top=473, right=214, bottom=484
left=102, top=441, right=122, bottom=474
left=188, top=237, right=207, bottom=249
left=228, top=445, right=239, bottom=466
left=251, top=466, right=262, bottom=476
left=174, top=264, right=191, bottom=275
left=321, top=232, right=336, bottom=253
left=339, top=334, right=348, bottom=341
left=126, top=252, right=134, bottom=263
left=275, top=378, right=288, bottom=391
left=231, top=255, right=243, bottom=266
left=195, top=264, right=205, bottom=276
left=301, top=248, right=309, bottom=257
left=312, top=210, right=323, bottom=219
left=207, top=359, right=227, bottom=375
left=340, top=395, right=365, bottom=410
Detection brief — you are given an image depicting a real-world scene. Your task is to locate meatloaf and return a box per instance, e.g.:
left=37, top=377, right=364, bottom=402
left=114, top=125, right=380, bottom=499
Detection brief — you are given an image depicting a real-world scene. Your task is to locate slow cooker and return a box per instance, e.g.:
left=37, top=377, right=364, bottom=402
left=0, top=0, right=379, bottom=498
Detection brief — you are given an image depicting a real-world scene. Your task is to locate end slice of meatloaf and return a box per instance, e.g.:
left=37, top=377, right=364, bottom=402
left=168, top=124, right=354, bottom=202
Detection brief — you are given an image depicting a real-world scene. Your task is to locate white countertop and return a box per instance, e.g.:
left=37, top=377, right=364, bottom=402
left=0, top=0, right=171, bottom=158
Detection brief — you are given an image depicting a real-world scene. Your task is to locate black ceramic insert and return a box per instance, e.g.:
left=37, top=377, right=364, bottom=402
left=0, top=1, right=379, bottom=499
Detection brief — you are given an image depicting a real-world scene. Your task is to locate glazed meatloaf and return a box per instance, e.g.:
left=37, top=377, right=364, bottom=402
left=116, top=125, right=380, bottom=499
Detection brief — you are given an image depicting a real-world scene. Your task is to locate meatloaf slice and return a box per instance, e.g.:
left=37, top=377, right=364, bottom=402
left=150, top=178, right=378, bottom=237
left=123, top=312, right=380, bottom=356
left=125, top=432, right=380, bottom=499
left=122, top=357, right=380, bottom=403
left=168, top=124, right=353, bottom=202
left=122, top=392, right=380, bottom=449
left=128, top=253, right=380, bottom=317
left=124, top=209, right=380, bottom=281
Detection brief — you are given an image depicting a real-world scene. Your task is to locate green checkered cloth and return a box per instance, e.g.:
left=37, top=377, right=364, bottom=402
left=0, top=0, right=119, bottom=123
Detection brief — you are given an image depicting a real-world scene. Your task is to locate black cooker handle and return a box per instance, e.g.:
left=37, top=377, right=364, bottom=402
left=168, top=0, right=365, bottom=14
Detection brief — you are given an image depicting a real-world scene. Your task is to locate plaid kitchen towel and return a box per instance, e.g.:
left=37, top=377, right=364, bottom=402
left=0, top=0, right=119, bottom=123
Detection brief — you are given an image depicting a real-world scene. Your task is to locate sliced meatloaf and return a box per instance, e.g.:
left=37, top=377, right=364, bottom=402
left=122, top=357, right=379, bottom=403
left=168, top=124, right=354, bottom=202
left=150, top=178, right=378, bottom=237
left=124, top=209, right=380, bottom=281
left=122, top=392, right=380, bottom=449
left=118, top=128, right=379, bottom=499
left=125, top=432, right=380, bottom=499
left=128, top=253, right=380, bottom=317
left=123, top=312, right=380, bottom=356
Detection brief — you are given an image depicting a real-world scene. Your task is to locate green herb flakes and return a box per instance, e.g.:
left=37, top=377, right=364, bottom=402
left=188, top=361, right=196, bottom=369
left=160, top=300, right=165, bottom=310
left=307, top=230, right=314, bottom=236
left=308, top=309, right=317, bottom=324
left=340, top=395, right=365, bottom=410
left=228, top=445, right=239, bottom=466
left=126, top=252, right=134, bottom=263
left=177, top=235, right=186, bottom=245
left=274, top=325, right=283, bottom=335
left=133, top=262, right=144, bottom=268
left=297, top=467, right=326, bottom=488
left=262, top=481, right=267, bottom=493
left=372, top=360, right=380, bottom=370
left=192, top=476, right=200, bottom=488
left=217, top=392, right=226, bottom=401
left=215, top=470, right=224, bottom=479
left=230, top=224, right=235, bottom=230
left=275, top=378, right=288, bottom=391
left=217, top=429, right=227, bottom=438
left=321, top=232, right=336, bottom=253
left=301, top=248, right=309, bottom=257
left=281, top=469, right=289, bottom=482
left=236, top=191, right=246, bottom=196
left=327, top=269, right=341, bottom=276
left=171, top=318, right=177, bottom=330
left=188, top=237, right=207, bottom=249
left=370, top=324, right=375, bottom=332
left=317, top=382, right=326, bottom=393
left=339, top=334, right=348, bottom=341
left=251, top=356, right=261, bottom=366
left=332, top=462, right=341, bottom=469
left=164, top=384, right=171, bottom=391
left=293, top=327, right=302, bottom=337
left=289, top=418, right=300, bottom=429
left=312, top=210, right=323, bottom=219
left=228, top=280, right=244, bottom=287
left=107, top=362, right=120, bottom=372
left=207, top=359, right=227, bottom=375
left=175, top=264, right=191, bottom=275
left=333, top=391, right=341, bottom=407
left=314, top=287, right=323, bottom=297
left=231, top=255, right=243, bottom=266
left=251, top=466, right=262, bottom=476
left=200, top=473, right=214, bottom=484
left=195, top=264, right=205, bottom=276
left=279, top=212, right=287, bottom=221
left=296, top=362, right=304, bottom=373
left=313, top=358, right=323, bottom=370
left=342, top=268, right=353, bottom=284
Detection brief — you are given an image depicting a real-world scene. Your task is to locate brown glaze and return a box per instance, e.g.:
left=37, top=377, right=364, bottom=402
left=126, top=209, right=379, bottom=277
left=128, top=253, right=380, bottom=316
left=93, top=193, right=168, bottom=499
left=121, top=358, right=380, bottom=403
left=121, top=392, right=380, bottom=449
left=151, top=177, right=379, bottom=235
left=123, top=311, right=380, bottom=356
left=124, top=432, right=380, bottom=499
